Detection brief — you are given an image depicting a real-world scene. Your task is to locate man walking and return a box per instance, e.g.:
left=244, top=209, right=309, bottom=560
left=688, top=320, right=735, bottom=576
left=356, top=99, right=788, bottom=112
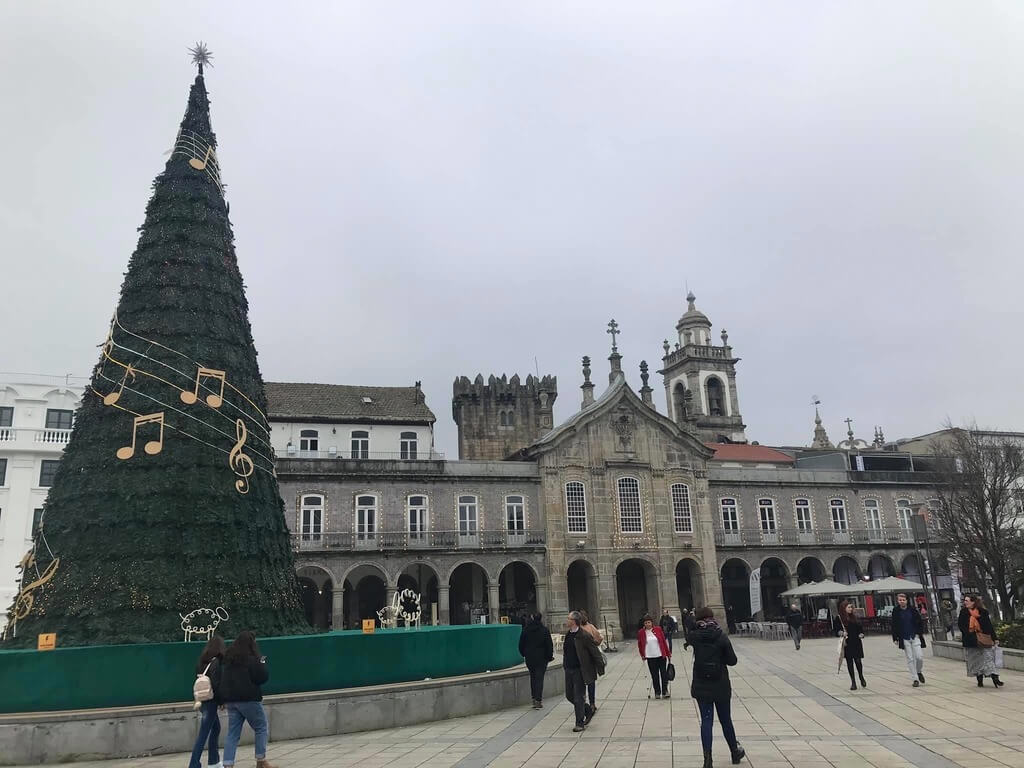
left=683, top=609, right=697, bottom=650
left=891, top=593, right=927, bottom=687
left=785, top=604, right=803, bottom=650
left=660, top=609, right=679, bottom=655
left=563, top=611, right=603, bottom=732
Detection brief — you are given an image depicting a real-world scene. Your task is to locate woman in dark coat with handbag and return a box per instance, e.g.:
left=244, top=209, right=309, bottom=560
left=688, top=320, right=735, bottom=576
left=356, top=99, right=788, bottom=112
left=838, top=601, right=867, bottom=691
left=689, top=607, right=745, bottom=767
left=518, top=612, right=554, bottom=708
left=958, top=595, right=1003, bottom=688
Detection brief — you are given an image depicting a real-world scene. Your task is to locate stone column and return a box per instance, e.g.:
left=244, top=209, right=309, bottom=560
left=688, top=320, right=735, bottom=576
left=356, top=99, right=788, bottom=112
left=331, top=588, right=344, bottom=631
left=536, top=580, right=548, bottom=616
left=438, top=585, right=450, bottom=625
left=488, top=583, right=501, bottom=624
left=600, top=571, right=620, bottom=640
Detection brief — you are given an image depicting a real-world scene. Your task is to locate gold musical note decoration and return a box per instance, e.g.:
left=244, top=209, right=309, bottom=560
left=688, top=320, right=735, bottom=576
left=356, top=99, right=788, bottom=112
left=179, top=366, right=226, bottom=408
left=103, top=364, right=136, bottom=406
left=116, top=412, right=165, bottom=460
left=229, top=418, right=255, bottom=494
left=13, top=552, right=61, bottom=621
left=171, top=128, right=224, bottom=196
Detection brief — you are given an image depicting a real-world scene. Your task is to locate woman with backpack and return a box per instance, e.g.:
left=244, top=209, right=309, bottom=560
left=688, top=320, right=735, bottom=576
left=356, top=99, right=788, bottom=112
left=220, top=631, right=274, bottom=768
left=189, top=634, right=225, bottom=768
left=689, top=607, right=744, bottom=767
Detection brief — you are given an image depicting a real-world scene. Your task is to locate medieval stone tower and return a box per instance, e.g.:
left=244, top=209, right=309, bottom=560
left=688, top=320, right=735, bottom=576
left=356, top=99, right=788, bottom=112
left=452, top=374, right=558, bottom=460
left=658, top=292, right=747, bottom=443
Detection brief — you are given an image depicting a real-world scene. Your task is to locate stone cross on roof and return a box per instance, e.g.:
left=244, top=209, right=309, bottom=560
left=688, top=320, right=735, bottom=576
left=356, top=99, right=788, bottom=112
left=607, top=319, right=620, bottom=353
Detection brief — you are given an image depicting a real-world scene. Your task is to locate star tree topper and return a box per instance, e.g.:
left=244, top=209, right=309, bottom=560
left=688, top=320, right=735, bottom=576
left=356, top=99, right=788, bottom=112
left=188, top=42, right=214, bottom=73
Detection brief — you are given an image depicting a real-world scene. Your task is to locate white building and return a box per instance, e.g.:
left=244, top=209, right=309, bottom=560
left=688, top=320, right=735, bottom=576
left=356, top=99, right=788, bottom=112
left=0, top=374, right=85, bottom=618
left=265, top=381, right=439, bottom=460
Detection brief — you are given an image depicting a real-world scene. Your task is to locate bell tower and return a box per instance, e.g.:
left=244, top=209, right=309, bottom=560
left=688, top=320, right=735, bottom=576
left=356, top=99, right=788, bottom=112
left=657, top=292, right=747, bottom=443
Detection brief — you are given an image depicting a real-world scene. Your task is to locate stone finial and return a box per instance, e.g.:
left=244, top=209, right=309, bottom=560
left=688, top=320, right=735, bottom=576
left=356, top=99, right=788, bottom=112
left=810, top=404, right=834, bottom=449
left=663, top=339, right=671, bottom=356
left=639, top=361, right=654, bottom=408
left=873, top=426, right=886, bottom=448
left=720, top=328, right=729, bottom=346
left=607, top=320, right=623, bottom=384
left=686, top=291, right=696, bottom=312
left=581, top=355, right=595, bottom=408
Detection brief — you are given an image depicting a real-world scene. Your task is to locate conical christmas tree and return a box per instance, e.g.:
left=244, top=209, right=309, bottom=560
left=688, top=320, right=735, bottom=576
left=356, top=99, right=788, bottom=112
left=5, top=48, right=309, bottom=646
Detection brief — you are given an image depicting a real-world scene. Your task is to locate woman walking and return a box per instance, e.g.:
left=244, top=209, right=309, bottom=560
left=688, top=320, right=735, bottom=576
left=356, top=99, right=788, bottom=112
left=637, top=615, right=671, bottom=699
left=958, top=595, right=1004, bottom=688
left=189, top=635, right=225, bottom=768
left=220, top=631, right=275, bottom=768
left=689, top=607, right=744, bottom=767
left=580, top=610, right=603, bottom=712
left=518, top=612, right=554, bottom=708
left=838, top=602, right=867, bottom=691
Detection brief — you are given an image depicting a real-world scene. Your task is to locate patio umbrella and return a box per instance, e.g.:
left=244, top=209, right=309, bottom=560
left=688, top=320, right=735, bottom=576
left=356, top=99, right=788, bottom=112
left=781, top=579, right=866, bottom=597
left=861, top=576, right=925, bottom=593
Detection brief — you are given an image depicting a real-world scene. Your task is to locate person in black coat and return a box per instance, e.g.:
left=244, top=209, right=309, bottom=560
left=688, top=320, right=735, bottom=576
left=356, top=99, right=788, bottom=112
left=890, top=593, right=927, bottom=687
left=660, top=609, right=679, bottom=654
left=689, top=607, right=744, bottom=768
left=785, top=604, right=803, bottom=651
left=682, top=609, right=698, bottom=650
left=958, top=594, right=1003, bottom=688
left=220, top=631, right=273, bottom=768
left=839, top=602, right=867, bottom=691
left=518, top=612, right=555, bottom=707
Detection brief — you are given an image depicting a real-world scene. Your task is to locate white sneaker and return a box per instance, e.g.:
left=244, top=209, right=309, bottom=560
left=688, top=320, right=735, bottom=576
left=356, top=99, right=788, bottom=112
left=209, top=763, right=223, bottom=768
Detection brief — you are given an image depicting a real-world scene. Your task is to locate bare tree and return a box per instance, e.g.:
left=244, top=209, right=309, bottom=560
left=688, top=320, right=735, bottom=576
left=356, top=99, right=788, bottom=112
left=930, top=424, right=1024, bottom=622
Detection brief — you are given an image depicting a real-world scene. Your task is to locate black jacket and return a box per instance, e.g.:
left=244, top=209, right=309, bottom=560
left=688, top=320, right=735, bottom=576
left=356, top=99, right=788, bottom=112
left=689, top=623, right=737, bottom=703
left=785, top=610, right=803, bottom=630
left=563, top=628, right=603, bottom=685
left=518, top=619, right=554, bottom=668
left=890, top=606, right=927, bottom=650
left=218, top=655, right=269, bottom=702
left=841, top=619, right=865, bottom=660
left=958, top=607, right=997, bottom=648
left=683, top=613, right=697, bottom=639
left=659, top=614, right=678, bottom=636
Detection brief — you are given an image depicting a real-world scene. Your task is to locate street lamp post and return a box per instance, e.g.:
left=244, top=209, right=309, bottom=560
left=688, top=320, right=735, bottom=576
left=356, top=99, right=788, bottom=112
left=911, top=509, right=946, bottom=641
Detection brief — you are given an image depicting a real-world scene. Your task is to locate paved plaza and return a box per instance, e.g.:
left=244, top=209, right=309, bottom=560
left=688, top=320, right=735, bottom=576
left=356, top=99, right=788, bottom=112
left=21, top=635, right=1024, bottom=768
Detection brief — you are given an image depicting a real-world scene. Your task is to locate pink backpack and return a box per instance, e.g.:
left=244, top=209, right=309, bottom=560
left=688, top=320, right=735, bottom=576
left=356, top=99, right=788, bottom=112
left=192, top=661, right=214, bottom=709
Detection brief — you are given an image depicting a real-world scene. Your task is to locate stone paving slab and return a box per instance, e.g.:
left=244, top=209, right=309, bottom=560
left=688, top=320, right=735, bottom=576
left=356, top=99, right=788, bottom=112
left=9, top=634, right=1024, bottom=767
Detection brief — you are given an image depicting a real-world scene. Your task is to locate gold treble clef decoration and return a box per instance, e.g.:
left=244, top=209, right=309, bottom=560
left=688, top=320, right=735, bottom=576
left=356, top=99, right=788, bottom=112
left=13, top=552, right=61, bottom=621
left=229, top=418, right=255, bottom=494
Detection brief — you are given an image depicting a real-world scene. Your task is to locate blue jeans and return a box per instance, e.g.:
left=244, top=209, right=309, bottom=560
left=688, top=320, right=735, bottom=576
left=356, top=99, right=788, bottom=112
left=698, top=698, right=738, bottom=754
left=188, top=700, right=220, bottom=768
left=223, top=701, right=268, bottom=765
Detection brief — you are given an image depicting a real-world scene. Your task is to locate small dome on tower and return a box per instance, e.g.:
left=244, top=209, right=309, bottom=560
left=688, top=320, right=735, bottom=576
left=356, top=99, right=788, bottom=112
left=676, top=291, right=711, bottom=331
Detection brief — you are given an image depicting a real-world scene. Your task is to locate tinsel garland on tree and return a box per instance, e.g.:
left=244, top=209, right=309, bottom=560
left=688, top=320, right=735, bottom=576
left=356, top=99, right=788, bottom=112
left=4, top=56, right=309, bottom=646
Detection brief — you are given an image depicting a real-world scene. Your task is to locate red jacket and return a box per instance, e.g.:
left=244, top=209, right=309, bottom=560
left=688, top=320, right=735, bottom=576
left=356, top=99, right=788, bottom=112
left=637, top=626, right=671, bottom=659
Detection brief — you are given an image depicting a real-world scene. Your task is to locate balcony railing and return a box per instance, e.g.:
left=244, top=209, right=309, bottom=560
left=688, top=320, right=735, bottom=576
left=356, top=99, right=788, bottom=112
left=281, top=449, right=445, bottom=461
left=714, top=526, right=917, bottom=547
left=0, top=428, right=72, bottom=446
left=291, top=528, right=545, bottom=552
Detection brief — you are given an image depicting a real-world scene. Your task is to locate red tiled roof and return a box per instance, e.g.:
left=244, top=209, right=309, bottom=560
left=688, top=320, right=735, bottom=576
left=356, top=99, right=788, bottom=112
left=705, top=443, right=794, bottom=463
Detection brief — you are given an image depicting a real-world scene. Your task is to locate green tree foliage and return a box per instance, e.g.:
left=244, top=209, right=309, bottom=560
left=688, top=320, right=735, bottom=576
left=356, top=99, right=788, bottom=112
left=4, top=71, right=309, bottom=646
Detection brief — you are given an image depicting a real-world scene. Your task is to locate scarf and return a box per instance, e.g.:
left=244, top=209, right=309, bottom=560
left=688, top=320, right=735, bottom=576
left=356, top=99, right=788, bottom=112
left=697, top=617, right=720, bottom=630
left=969, top=607, right=982, bottom=634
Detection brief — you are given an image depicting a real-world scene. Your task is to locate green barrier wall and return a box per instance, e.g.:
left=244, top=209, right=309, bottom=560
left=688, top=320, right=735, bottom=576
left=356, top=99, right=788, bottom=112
left=0, top=625, right=523, bottom=714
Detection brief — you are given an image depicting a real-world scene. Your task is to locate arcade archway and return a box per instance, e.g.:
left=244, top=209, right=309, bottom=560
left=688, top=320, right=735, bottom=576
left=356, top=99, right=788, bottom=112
left=343, top=564, right=387, bottom=629
left=498, top=561, right=538, bottom=624
left=676, top=558, right=702, bottom=611
left=567, top=559, right=598, bottom=626
left=398, top=562, right=439, bottom=624
left=759, top=558, right=790, bottom=619
left=720, top=558, right=752, bottom=623
left=833, top=556, right=863, bottom=585
left=616, top=558, right=659, bottom=638
left=796, top=557, right=826, bottom=585
left=449, top=562, right=489, bottom=625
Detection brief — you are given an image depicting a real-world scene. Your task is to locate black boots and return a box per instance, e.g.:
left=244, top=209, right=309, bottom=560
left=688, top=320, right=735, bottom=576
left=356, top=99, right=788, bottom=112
left=704, top=751, right=713, bottom=768
left=860, top=675, right=867, bottom=688
left=993, top=674, right=1004, bottom=688
left=978, top=675, right=985, bottom=687
left=731, top=744, right=746, bottom=764
left=849, top=681, right=857, bottom=691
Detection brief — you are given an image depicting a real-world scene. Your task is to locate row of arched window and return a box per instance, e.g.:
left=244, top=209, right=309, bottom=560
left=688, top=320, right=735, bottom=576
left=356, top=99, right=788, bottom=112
left=292, top=430, right=419, bottom=459
left=298, top=492, right=528, bottom=540
left=563, top=478, right=694, bottom=536
left=717, top=496, right=940, bottom=536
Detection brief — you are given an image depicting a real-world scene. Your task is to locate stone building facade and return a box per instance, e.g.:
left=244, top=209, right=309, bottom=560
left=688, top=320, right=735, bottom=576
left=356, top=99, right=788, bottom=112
left=266, top=297, right=953, bottom=638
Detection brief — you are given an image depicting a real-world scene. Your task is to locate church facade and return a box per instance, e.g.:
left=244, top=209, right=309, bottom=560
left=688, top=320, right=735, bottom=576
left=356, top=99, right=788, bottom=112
left=271, top=296, right=944, bottom=638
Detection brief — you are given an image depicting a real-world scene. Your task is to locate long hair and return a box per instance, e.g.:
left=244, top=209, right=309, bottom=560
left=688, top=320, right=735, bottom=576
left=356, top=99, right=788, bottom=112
left=224, top=630, right=260, bottom=665
left=837, top=600, right=852, bottom=628
left=198, top=634, right=226, bottom=669
left=968, top=594, right=986, bottom=611
left=579, top=610, right=591, bottom=626
left=695, top=607, right=714, bottom=621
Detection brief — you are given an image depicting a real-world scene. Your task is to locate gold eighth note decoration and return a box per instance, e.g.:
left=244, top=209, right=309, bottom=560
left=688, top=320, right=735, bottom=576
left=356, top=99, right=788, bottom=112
left=116, top=412, right=165, bottom=460
left=229, top=418, right=254, bottom=494
left=103, top=364, right=137, bottom=406
left=180, top=366, right=226, bottom=408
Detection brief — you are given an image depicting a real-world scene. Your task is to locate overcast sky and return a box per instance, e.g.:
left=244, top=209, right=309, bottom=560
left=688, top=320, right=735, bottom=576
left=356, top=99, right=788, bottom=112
left=2, top=2, right=1023, bottom=455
